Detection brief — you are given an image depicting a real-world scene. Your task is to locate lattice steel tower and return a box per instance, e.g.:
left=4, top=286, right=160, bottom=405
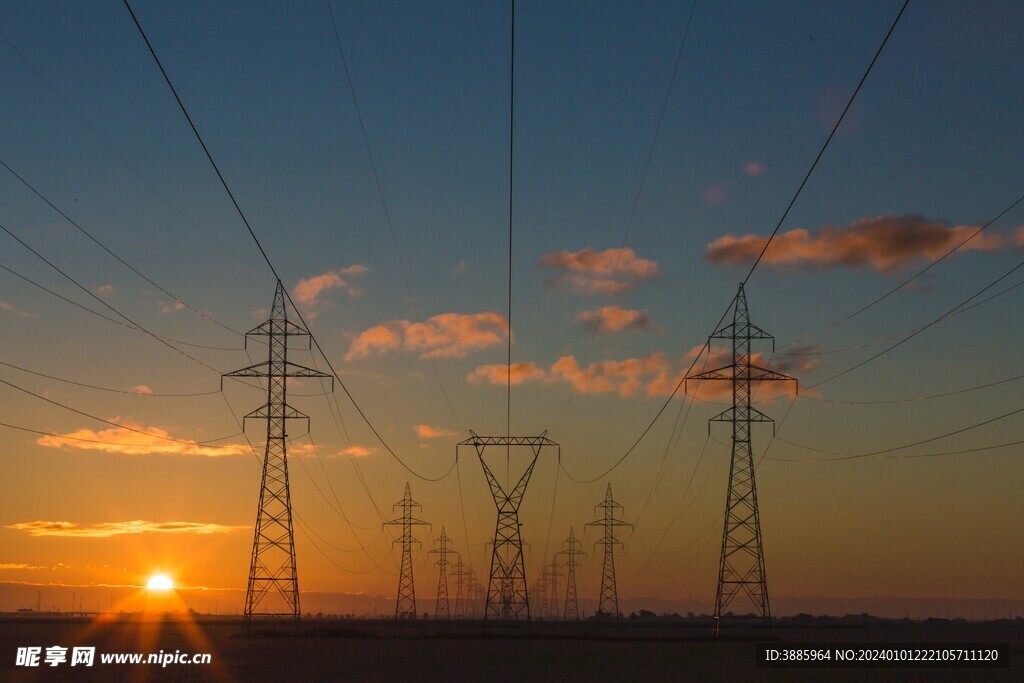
left=557, top=527, right=586, bottom=620
left=430, top=527, right=455, bottom=619
left=224, top=280, right=332, bottom=632
left=383, top=482, right=430, bottom=619
left=546, top=556, right=562, bottom=620
left=686, top=283, right=796, bottom=635
left=451, top=555, right=467, bottom=619
left=457, top=432, right=559, bottom=620
left=586, top=484, right=632, bottom=618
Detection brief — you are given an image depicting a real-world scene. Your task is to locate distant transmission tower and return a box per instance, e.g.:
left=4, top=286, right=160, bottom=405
left=557, top=527, right=586, bottom=620
left=457, top=432, right=559, bottom=620
left=430, top=527, right=455, bottom=619
left=586, top=484, right=632, bottom=618
left=546, top=557, right=562, bottom=620
left=224, top=280, right=332, bottom=631
left=452, top=555, right=466, bottom=619
left=686, top=283, right=796, bottom=635
left=383, top=482, right=430, bottom=619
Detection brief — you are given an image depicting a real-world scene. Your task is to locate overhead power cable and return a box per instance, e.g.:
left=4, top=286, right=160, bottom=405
left=124, top=0, right=455, bottom=483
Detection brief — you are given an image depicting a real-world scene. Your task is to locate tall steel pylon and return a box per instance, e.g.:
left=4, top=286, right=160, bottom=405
left=224, top=280, right=332, bottom=632
left=686, top=283, right=796, bottom=635
left=557, top=527, right=586, bottom=620
left=430, top=527, right=455, bottom=619
left=586, top=484, right=632, bottom=618
left=457, top=432, right=559, bottom=620
left=383, top=482, right=430, bottom=620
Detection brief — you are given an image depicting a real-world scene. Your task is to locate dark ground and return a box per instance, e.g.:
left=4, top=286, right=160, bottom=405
left=0, top=615, right=1021, bottom=682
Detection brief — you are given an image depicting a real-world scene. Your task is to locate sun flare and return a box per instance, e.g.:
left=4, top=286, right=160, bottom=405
left=146, top=574, right=173, bottom=591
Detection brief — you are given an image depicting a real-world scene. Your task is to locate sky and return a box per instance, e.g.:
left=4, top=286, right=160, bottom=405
left=2, top=0, right=1024, bottom=619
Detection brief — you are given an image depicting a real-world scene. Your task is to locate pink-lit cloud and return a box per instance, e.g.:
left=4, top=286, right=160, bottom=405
left=703, top=184, right=727, bottom=207
left=93, top=284, right=115, bottom=297
left=126, top=385, right=153, bottom=395
left=6, top=520, right=245, bottom=538
left=0, top=301, right=33, bottom=318
left=414, top=425, right=459, bottom=440
left=346, top=312, right=509, bottom=360
left=539, top=247, right=660, bottom=296
left=467, top=362, right=548, bottom=386
left=293, top=265, right=369, bottom=314
left=158, top=300, right=186, bottom=314
left=744, top=161, right=764, bottom=176
left=576, top=306, right=651, bottom=333
left=549, top=353, right=673, bottom=398
left=706, top=214, right=1004, bottom=273
left=35, top=422, right=251, bottom=458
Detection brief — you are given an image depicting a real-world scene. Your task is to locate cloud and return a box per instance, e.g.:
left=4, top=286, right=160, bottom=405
left=452, top=260, right=466, bottom=277
left=158, top=300, right=186, bottom=314
left=744, top=161, right=764, bottom=176
left=346, top=312, right=509, bottom=360
left=704, top=184, right=727, bottom=207
left=35, top=421, right=251, bottom=457
left=706, top=214, right=1004, bottom=273
left=126, top=385, right=153, bottom=395
left=467, top=362, right=547, bottom=386
left=414, top=425, right=459, bottom=440
left=0, top=563, right=45, bottom=570
left=0, top=301, right=32, bottom=318
left=539, top=247, right=660, bottom=296
left=340, top=445, right=373, bottom=457
left=550, top=353, right=673, bottom=398
left=576, top=306, right=651, bottom=333
left=93, top=284, right=115, bottom=297
left=7, top=520, right=245, bottom=538
left=293, top=265, right=369, bottom=314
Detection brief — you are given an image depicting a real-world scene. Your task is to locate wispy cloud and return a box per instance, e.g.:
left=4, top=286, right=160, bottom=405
left=550, top=353, right=673, bottom=398
left=744, top=161, right=764, bottom=176
left=293, top=265, right=368, bottom=315
left=7, top=520, right=245, bottom=538
left=576, top=305, right=651, bottom=333
left=93, top=284, right=115, bottom=297
left=0, top=563, right=45, bottom=570
left=126, top=385, right=153, bottom=395
left=35, top=422, right=251, bottom=457
left=539, top=247, right=660, bottom=296
left=467, top=362, right=547, bottom=386
left=0, top=301, right=33, bottom=318
left=158, top=300, right=186, bottom=314
left=346, top=312, right=509, bottom=360
left=414, top=425, right=459, bottom=439
left=706, top=214, right=1004, bottom=273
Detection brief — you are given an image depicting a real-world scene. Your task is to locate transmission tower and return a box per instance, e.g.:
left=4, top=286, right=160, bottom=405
left=224, top=280, right=332, bottom=632
left=557, top=527, right=586, bottom=620
left=430, top=527, right=455, bottom=619
left=457, top=432, right=558, bottom=621
left=452, top=555, right=467, bottom=618
left=586, top=484, right=632, bottom=619
left=383, top=482, right=430, bottom=620
left=546, top=556, right=563, bottom=620
left=535, top=568, right=549, bottom=619
left=686, top=282, right=796, bottom=635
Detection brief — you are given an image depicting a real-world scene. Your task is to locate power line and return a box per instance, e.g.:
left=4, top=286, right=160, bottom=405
left=0, top=260, right=241, bottom=351
left=549, top=0, right=698, bottom=431
left=0, top=155, right=242, bottom=338
left=0, top=27, right=273, bottom=280
left=123, top=0, right=456, bottom=483
left=322, top=0, right=465, bottom=431
left=769, top=435, right=1024, bottom=463
left=0, top=375, right=240, bottom=447
left=742, top=0, right=909, bottom=285
left=0, top=359, right=219, bottom=397
left=0, top=420, right=239, bottom=449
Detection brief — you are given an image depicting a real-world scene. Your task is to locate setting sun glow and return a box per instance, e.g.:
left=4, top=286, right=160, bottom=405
left=146, top=574, right=173, bottom=591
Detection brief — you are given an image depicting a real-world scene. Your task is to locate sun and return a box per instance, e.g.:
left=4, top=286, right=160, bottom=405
left=146, top=574, right=174, bottom=591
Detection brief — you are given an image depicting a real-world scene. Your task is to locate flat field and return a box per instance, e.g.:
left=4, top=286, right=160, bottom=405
left=0, top=616, right=1021, bottom=682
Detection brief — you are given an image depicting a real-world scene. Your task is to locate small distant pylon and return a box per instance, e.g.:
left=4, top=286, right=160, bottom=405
left=383, top=483, right=430, bottom=620
left=452, top=555, right=467, bottom=618
left=535, top=569, right=549, bottom=619
left=224, top=280, right=333, bottom=632
left=686, top=282, right=797, bottom=636
left=430, top=527, right=455, bottom=619
left=557, top=528, right=586, bottom=620
left=546, top=557, right=563, bottom=620
left=586, top=484, right=632, bottom=619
